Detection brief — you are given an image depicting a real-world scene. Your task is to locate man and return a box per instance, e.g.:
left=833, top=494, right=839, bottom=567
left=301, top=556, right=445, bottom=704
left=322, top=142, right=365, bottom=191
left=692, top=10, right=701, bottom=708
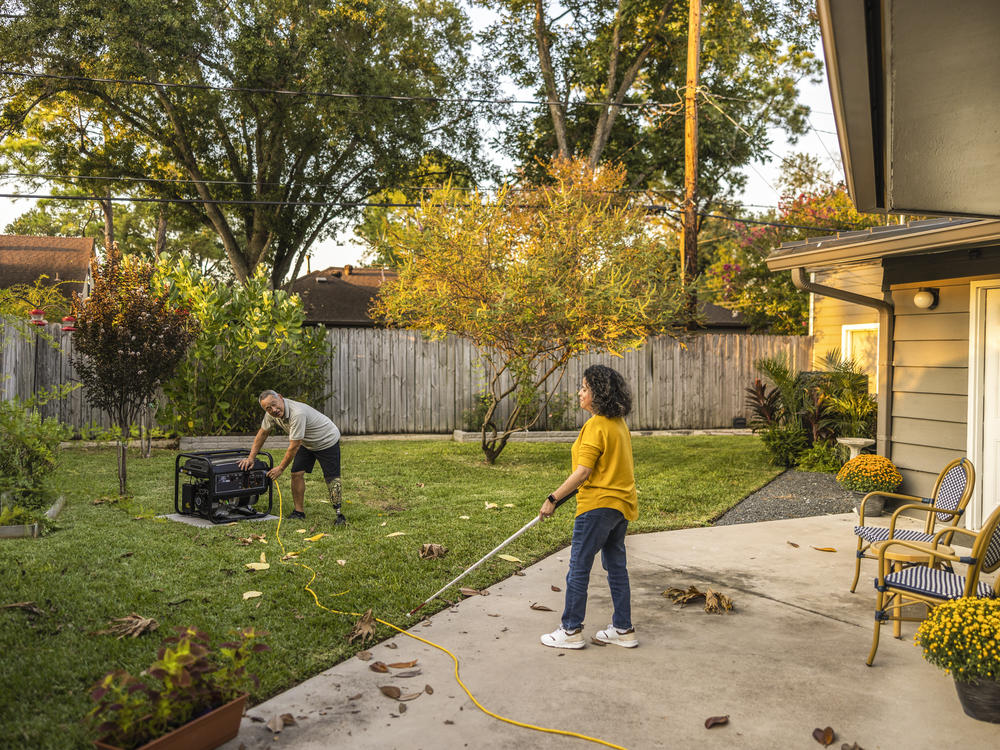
left=239, top=390, right=346, bottom=525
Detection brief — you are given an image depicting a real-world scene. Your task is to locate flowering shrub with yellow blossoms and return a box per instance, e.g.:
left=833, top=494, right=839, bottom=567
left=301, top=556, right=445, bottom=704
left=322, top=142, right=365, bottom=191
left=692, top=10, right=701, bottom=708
left=835, top=454, right=902, bottom=493
left=915, top=597, right=1000, bottom=682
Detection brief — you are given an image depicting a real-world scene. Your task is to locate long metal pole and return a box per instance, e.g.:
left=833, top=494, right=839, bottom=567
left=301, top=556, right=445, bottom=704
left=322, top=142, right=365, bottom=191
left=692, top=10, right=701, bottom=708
left=409, top=491, right=575, bottom=615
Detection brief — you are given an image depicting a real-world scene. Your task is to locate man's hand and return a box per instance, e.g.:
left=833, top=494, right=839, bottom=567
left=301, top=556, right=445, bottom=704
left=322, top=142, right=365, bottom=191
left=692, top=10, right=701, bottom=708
left=239, top=455, right=256, bottom=471
left=539, top=497, right=556, bottom=519
left=267, top=465, right=285, bottom=480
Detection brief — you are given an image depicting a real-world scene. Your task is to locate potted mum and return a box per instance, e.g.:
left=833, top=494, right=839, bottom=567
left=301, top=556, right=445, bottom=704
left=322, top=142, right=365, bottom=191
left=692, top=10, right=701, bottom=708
left=915, top=597, right=1000, bottom=723
left=88, top=625, right=268, bottom=750
left=836, top=453, right=902, bottom=517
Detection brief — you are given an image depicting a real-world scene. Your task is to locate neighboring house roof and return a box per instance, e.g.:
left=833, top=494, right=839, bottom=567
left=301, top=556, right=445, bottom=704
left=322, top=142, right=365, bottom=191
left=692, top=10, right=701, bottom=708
left=766, top=217, right=1000, bottom=272
left=0, top=234, right=95, bottom=298
left=290, top=265, right=395, bottom=326
left=695, top=301, right=748, bottom=330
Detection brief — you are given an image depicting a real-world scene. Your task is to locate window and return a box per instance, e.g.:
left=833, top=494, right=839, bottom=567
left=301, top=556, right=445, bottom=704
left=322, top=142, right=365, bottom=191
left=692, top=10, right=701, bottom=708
left=841, top=324, right=879, bottom=393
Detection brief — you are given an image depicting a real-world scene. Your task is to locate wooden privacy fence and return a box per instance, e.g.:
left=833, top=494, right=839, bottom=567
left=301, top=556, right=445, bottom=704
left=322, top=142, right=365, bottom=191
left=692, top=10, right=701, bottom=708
left=322, top=328, right=814, bottom=433
left=1, top=320, right=813, bottom=434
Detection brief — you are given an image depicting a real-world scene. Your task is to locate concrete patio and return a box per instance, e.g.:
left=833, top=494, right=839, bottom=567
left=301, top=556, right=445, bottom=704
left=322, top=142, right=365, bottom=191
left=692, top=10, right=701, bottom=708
left=221, top=513, right=999, bottom=750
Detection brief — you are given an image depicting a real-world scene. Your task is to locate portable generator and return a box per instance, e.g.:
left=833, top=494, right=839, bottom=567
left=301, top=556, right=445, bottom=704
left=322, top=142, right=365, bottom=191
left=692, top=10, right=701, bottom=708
left=174, top=449, right=273, bottom=524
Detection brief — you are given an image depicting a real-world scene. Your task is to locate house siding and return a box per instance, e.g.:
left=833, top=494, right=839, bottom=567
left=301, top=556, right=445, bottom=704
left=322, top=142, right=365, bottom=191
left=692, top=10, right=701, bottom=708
left=888, top=280, right=971, bottom=496
left=811, top=264, right=882, bottom=366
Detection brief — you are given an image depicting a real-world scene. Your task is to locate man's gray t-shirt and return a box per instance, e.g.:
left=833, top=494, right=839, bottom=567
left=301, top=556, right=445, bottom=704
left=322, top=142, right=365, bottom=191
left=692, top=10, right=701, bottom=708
left=261, top=398, right=340, bottom=451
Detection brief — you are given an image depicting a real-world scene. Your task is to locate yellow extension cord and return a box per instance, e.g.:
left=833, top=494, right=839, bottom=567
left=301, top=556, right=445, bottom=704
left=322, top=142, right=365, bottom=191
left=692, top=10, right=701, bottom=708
left=271, top=482, right=627, bottom=750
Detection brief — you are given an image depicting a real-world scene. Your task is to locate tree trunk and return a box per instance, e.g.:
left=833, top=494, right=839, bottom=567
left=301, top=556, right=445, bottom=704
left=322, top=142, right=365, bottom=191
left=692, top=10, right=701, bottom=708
left=534, top=0, right=569, bottom=159
left=155, top=209, right=167, bottom=258
left=117, top=438, right=128, bottom=496
left=101, top=198, right=114, bottom=249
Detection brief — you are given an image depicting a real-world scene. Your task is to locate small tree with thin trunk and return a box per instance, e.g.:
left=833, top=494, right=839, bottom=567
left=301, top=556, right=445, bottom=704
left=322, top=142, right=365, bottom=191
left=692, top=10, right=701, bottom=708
left=373, top=157, right=685, bottom=463
left=72, top=243, right=198, bottom=495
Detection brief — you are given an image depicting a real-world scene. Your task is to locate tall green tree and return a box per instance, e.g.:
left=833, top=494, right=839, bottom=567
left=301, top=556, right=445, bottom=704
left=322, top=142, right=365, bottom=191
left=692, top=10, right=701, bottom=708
left=478, top=0, right=820, bottom=200
left=0, top=0, right=482, bottom=286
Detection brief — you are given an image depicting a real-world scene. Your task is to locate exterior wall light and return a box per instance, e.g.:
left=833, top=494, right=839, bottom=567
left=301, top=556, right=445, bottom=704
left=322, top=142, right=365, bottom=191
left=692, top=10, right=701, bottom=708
left=913, top=288, right=939, bottom=310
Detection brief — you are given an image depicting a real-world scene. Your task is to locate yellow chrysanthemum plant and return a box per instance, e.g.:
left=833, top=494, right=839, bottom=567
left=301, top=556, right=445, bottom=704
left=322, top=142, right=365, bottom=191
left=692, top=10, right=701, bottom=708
left=835, top=454, right=903, bottom=493
left=915, top=597, right=1000, bottom=683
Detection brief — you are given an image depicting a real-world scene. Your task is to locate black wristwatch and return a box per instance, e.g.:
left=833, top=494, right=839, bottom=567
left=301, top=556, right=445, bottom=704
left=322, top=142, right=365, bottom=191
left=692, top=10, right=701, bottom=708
left=547, top=493, right=557, bottom=504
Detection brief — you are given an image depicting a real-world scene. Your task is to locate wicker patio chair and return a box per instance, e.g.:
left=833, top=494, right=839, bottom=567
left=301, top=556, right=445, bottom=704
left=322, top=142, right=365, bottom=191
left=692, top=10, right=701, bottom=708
left=866, top=501, right=1000, bottom=666
left=850, top=458, right=975, bottom=593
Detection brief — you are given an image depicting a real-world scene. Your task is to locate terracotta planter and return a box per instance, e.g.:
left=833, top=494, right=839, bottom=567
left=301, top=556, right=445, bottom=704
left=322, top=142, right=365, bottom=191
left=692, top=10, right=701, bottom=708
left=95, top=694, right=247, bottom=750
left=954, top=678, right=1000, bottom=723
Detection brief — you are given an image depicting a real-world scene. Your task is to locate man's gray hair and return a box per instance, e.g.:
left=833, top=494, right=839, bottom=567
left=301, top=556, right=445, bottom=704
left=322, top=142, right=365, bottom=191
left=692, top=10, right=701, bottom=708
left=259, top=390, right=280, bottom=402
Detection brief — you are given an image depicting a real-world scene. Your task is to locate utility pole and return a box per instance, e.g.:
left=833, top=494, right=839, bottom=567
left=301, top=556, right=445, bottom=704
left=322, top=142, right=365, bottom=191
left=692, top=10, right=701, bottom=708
left=680, top=0, right=701, bottom=290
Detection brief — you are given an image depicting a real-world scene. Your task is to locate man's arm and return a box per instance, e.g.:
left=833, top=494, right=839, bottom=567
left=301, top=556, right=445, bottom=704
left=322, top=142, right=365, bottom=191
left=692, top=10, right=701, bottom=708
left=268, top=439, right=303, bottom=479
left=239, top=428, right=270, bottom=470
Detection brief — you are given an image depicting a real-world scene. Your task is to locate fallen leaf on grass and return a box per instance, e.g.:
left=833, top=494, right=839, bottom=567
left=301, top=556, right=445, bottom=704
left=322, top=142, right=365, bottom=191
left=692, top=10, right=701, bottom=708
left=356, top=650, right=372, bottom=661
left=459, top=515, right=470, bottom=520
left=386, top=532, right=406, bottom=538
left=379, top=686, right=402, bottom=699
left=503, top=503, right=514, bottom=508
left=484, top=502, right=498, bottom=510
left=369, top=662, right=389, bottom=673
left=551, top=585, right=562, bottom=592
left=92, top=613, right=159, bottom=639
left=245, top=562, right=270, bottom=571
left=348, top=609, right=377, bottom=644
left=811, top=547, right=837, bottom=553
left=529, top=602, right=554, bottom=612
left=787, top=541, right=800, bottom=548
left=243, top=591, right=262, bottom=600
left=380, top=521, right=387, bottom=527
left=295, top=528, right=307, bottom=533
left=419, top=544, right=448, bottom=559
left=305, top=533, right=327, bottom=542
left=704, top=715, right=729, bottom=729
left=281, top=552, right=299, bottom=561
left=812, top=726, right=835, bottom=746
left=0, top=601, right=44, bottom=616
left=337, top=560, right=347, bottom=566
left=388, top=660, right=418, bottom=668
left=497, top=554, right=522, bottom=563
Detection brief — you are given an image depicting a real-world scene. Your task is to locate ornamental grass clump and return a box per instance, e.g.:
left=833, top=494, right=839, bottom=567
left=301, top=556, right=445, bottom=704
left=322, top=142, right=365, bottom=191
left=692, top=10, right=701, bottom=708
left=915, top=597, right=1000, bottom=682
left=835, top=454, right=902, bottom=493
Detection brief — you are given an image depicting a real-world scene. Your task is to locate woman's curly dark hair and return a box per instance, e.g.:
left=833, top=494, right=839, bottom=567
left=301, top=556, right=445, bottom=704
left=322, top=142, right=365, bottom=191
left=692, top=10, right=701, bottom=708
left=583, top=365, right=632, bottom=418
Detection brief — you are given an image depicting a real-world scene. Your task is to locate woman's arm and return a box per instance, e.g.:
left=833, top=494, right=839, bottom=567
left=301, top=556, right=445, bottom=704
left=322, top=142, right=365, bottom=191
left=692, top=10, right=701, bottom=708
left=539, top=464, right=592, bottom=518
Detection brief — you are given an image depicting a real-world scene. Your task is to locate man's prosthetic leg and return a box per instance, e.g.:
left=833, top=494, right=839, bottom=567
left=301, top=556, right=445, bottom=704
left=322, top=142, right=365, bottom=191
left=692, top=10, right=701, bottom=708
left=327, top=477, right=346, bottom=525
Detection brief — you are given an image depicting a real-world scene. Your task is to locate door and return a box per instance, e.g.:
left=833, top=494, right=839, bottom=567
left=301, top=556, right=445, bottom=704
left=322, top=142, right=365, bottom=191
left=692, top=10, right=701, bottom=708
left=981, top=288, right=1000, bottom=524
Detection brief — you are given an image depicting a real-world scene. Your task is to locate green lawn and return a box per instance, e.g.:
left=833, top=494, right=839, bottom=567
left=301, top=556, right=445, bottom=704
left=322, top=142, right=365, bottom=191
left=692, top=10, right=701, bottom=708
left=0, top=436, right=778, bottom=748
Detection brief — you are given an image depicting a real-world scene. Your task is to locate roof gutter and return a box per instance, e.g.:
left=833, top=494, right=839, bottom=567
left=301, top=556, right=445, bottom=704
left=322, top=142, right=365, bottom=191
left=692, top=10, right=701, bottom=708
left=790, top=268, right=893, bottom=458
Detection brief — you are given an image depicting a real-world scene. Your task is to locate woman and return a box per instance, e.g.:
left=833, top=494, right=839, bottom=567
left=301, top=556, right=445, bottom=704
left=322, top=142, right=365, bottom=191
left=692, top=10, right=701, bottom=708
left=538, top=364, right=638, bottom=649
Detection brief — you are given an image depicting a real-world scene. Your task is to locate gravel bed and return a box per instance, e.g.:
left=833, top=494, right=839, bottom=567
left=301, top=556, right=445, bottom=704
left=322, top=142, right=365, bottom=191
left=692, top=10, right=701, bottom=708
left=714, top=469, right=860, bottom=525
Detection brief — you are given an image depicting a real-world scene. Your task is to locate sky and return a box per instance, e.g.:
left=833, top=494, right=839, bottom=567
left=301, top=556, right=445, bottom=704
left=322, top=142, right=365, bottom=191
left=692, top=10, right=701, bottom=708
left=0, top=32, right=844, bottom=275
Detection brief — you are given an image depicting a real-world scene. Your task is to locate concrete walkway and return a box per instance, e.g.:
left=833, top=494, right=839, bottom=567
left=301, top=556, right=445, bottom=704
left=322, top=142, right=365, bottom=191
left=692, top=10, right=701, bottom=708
left=221, top=514, right=998, bottom=750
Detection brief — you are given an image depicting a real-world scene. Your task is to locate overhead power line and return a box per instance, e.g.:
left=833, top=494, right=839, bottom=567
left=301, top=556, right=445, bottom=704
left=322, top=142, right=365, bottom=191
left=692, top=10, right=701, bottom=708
left=0, top=190, right=856, bottom=232
left=0, top=69, right=677, bottom=110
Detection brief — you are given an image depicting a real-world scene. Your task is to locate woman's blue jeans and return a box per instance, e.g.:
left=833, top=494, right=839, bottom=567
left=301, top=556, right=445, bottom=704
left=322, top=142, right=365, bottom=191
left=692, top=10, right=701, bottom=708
left=561, top=507, right=631, bottom=632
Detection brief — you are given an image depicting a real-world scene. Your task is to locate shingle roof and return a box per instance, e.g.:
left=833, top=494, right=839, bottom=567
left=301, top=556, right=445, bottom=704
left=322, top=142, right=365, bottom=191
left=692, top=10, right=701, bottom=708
left=290, top=265, right=395, bottom=326
left=0, top=235, right=95, bottom=297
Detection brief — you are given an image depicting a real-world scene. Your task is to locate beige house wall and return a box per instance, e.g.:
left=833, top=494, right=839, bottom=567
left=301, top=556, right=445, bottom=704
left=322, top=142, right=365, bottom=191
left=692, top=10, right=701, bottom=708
left=888, top=280, right=971, bottom=497
left=811, top=263, right=882, bottom=370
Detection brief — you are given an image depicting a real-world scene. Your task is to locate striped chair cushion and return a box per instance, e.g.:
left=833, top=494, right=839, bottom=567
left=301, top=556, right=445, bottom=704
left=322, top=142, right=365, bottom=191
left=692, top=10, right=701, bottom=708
left=933, top=463, right=968, bottom=522
left=885, top=566, right=997, bottom=599
left=985, top=524, right=1000, bottom=570
left=854, top=526, right=934, bottom=544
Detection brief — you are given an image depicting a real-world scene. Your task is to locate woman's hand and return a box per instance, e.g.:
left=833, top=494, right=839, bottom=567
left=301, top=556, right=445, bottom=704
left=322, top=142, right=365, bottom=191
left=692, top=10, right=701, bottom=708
left=539, top=497, right=557, bottom=519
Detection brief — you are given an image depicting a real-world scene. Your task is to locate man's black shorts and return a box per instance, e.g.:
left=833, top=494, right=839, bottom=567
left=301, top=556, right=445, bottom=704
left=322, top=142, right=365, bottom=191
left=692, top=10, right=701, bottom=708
left=291, top=442, right=341, bottom=479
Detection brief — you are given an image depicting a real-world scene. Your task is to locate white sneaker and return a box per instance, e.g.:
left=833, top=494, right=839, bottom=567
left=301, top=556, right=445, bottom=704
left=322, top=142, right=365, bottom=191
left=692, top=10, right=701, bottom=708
left=540, top=627, right=585, bottom=649
left=594, top=625, right=638, bottom=648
